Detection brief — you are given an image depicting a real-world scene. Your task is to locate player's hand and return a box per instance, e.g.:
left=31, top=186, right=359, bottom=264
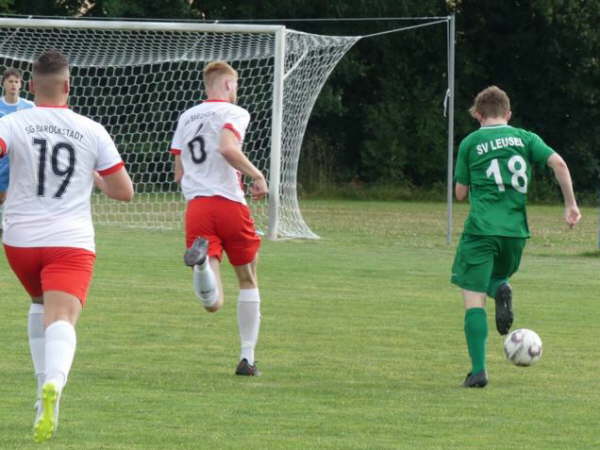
left=251, top=175, right=268, bottom=201
left=565, top=204, right=581, bottom=228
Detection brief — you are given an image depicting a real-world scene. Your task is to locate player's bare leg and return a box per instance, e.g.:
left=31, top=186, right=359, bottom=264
left=234, top=257, right=261, bottom=376
left=34, top=291, right=80, bottom=443
left=462, top=290, right=488, bottom=388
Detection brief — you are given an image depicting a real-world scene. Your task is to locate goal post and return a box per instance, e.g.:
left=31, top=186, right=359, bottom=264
left=0, top=17, right=359, bottom=239
left=268, top=26, right=285, bottom=240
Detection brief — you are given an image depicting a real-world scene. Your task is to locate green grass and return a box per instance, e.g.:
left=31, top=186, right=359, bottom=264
left=1, top=200, right=600, bottom=449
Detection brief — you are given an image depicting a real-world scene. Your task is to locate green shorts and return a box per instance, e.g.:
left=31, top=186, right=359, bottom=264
left=451, top=233, right=527, bottom=296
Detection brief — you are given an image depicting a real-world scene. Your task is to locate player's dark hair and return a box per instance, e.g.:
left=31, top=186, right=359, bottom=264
left=469, top=85, right=511, bottom=119
left=2, top=68, right=22, bottom=83
left=32, top=50, right=69, bottom=76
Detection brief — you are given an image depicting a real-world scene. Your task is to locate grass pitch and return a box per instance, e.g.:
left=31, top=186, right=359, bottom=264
left=1, top=200, right=599, bottom=449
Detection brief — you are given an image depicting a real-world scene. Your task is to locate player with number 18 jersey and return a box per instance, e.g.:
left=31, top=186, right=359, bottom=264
left=454, top=125, right=555, bottom=238
left=451, top=85, right=580, bottom=389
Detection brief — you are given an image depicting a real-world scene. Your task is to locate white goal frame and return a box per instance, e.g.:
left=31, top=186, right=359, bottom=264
left=0, top=17, right=353, bottom=239
left=0, top=15, right=456, bottom=242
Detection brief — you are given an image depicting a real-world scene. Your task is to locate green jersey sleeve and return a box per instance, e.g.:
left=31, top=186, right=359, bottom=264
left=527, top=132, right=555, bottom=167
left=455, top=139, right=470, bottom=185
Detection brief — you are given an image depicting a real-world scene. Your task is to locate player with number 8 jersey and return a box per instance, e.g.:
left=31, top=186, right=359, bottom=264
left=451, top=86, right=580, bottom=389
left=170, top=61, right=268, bottom=377
left=171, top=98, right=250, bottom=204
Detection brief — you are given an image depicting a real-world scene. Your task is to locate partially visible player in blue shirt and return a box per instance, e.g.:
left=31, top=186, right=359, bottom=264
left=0, top=68, right=35, bottom=229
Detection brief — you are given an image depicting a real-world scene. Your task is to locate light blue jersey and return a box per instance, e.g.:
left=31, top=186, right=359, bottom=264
left=0, top=96, right=35, bottom=117
left=0, top=96, right=35, bottom=192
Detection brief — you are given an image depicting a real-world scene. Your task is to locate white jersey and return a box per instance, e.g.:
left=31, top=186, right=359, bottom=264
left=170, top=100, right=250, bottom=204
left=0, top=106, right=124, bottom=252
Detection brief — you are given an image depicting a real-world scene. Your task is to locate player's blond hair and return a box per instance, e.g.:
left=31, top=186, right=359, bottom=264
left=469, top=86, right=511, bottom=119
left=203, top=61, right=237, bottom=89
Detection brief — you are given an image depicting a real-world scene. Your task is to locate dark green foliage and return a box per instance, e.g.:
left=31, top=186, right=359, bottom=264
left=84, top=0, right=195, bottom=19
left=457, top=0, right=600, bottom=194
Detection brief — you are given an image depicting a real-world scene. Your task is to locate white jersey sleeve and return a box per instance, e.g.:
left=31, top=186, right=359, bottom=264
left=223, top=108, right=250, bottom=142
left=169, top=119, right=184, bottom=154
left=95, top=123, right=125, bottom=174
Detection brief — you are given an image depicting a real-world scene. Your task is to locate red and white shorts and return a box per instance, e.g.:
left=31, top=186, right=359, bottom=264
left=3, top=245, right=96, bottom=305
left=185, top=195, right=261, bottom=266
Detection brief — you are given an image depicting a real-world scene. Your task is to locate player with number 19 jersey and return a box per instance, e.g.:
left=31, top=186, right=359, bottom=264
left=170, top=100, right=250, bottom=204
left=0, top=106, right=125, bottom=252
left=454, top=125, right=555, bottom=238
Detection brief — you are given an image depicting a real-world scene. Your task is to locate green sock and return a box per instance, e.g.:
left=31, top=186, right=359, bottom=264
left=464, top=307, right=488, bottom=374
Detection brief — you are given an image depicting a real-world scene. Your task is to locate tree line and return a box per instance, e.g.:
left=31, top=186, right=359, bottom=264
left=3, top=0, right=599, bottom=196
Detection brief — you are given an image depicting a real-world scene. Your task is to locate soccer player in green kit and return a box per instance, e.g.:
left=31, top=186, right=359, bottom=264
left=451, top=86, right=581, bottom=388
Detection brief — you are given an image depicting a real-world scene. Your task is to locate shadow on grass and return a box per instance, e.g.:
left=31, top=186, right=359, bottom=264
left=579, top=250, right=600, bottom=258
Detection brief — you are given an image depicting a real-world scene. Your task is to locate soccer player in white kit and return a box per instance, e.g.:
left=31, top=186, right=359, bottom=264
left=170, top=61, right=268, bottom=376
left=0, top=50, right=134, bottom=442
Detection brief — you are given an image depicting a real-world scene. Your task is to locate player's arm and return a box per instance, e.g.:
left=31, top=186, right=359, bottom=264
left=173, top=154, right=183, bottom=184
left=94, top=125, right=134, bottom=202
left=169, top=117, right=184, bottom=184
left=546, top=153, right=581, bottom=227
left=94, top=168, right=134, bottom=202
left=219, top=128, right=267, bottom=200
left=455, top=183, right=469, bottom=201
left=454, top=140, right=470, bottom=201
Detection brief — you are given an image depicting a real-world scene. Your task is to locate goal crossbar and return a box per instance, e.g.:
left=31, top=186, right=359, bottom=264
left=0, top=17, right=285, bottom=33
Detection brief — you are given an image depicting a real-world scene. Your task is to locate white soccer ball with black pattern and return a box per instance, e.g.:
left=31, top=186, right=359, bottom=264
left=503, top=328, right=543, bottom=366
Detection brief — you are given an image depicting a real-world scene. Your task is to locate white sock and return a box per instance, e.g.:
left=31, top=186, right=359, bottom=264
left=28, top=303, right=45, bottom=398
left=237, top=288, right=261, bottom=365
left=0, top=204, right=3, bottom=229
left=193, top=261, right=218, bottom=307
left=44, top=320, right=77, bottom=392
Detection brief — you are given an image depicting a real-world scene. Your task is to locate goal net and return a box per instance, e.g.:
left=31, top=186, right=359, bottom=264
left=0, top=18, right=359, bottom=239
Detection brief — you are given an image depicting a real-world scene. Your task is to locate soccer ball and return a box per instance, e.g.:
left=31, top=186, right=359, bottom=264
left=503, top=328, right=543, bottom=366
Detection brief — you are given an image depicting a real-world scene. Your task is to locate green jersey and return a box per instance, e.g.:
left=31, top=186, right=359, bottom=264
left=455, top=125, right=555, bottom=237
